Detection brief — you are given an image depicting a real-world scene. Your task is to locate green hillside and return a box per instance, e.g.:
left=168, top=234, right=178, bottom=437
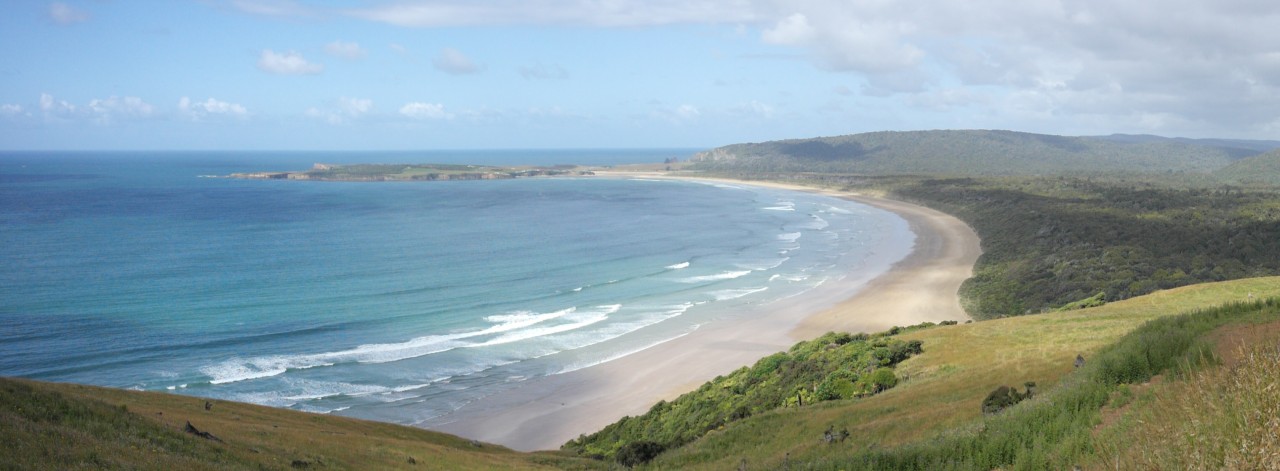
left=606, top=277, right=1280, bottom=469
left=1215, top=149, right=1280, bottom=186
left=0, top=377, right=602, bottom=470
left=689, top=130, right=1260, bottom=177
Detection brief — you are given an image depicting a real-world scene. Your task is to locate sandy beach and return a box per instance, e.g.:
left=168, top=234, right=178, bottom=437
left=430, top=174, right=981, bottom=451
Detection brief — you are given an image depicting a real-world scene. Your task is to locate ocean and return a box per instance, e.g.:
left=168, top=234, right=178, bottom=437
left=0, top=150, right=912, bottom=427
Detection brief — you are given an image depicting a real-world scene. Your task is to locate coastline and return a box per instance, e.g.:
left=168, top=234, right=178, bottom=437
left=429, top=173, right=981, bottom=451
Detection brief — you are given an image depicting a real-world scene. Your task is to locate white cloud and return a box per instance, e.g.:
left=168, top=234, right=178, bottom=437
left=257, top=49, right=324, bottom=75
left=399, top=102, right=451, bottom=120
left=762, top=13, right=815, bottom=44
left=50, top=2, right=89, bottom=25
left=87, top=96, right=155, bottom=123
left=40, top=93, right=76, bottom=115
left=433, top=48, right=482, bottom=75
left=307, top=97, right=373, bottom=124
left=518, top=62, right=569, bottom=80
left=178, top=97, right=249, bottom=119
left=345, top=0, right=763, bottom=27
left=0, top=104, right=22, bottom=115
left=325, top=41, right=367, bottom=60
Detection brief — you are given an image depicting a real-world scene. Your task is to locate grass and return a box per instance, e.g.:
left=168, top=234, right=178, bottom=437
left=0, top=378, right=603, bottom=470
left=643, top=276, right=1280, bottom=469
left=1089, top=321, right=1280, bottom=469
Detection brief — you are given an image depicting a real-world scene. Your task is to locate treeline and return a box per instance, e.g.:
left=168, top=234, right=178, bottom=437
left=891, top=178, right=1280, bottom=317
left=561, top=325, right=945, bottom=465
left=720, top=173, right=1280, bottom=318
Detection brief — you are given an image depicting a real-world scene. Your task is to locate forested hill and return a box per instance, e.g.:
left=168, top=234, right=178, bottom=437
left=1216, top=149, right=1280, bottom=186
left=690, top=130, right=1280, bottom=177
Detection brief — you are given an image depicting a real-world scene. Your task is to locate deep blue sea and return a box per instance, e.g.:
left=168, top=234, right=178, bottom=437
left=0, top=150, right=910, bottom=426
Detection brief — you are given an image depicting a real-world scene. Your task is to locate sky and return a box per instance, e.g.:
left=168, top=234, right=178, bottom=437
left=2, top=0, right=1279, bottom=150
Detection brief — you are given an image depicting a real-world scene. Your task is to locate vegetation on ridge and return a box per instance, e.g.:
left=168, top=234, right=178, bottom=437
left=689, top=130, right=1280, bottom=178
left=562, top=326, right=938, bottom=464
left=641, top=278, right=1280, bottom=470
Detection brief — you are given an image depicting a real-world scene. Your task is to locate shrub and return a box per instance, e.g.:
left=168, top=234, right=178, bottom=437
left=868, top=368, right=898, bottom=393
left=615, top=441, right=665, bottom=468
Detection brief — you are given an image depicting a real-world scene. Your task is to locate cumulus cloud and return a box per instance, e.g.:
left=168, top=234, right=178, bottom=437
left=399, top=102, right=451, bottom=119
left=179, top=97, right=249, bottom=119
left=307, top=97, right=373, bottom=124
left=40, top=93, right=76, bottom=115
left=325, top=41, right=367, bottom=60
left=0, top=104, right=22, bottom=116
left=50, top=2, right=89, bottom=25
left=519, top=62, right=569, bottom=80
left=257, top=49, right=323, bottom=75
left=87, top=96, right=155, bottom=123
left=433, top=48, right=482, bottom=75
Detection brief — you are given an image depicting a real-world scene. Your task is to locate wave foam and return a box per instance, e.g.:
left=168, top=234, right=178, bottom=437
left=666, top=261, right=690, bottom=270
left=763, top=201, right=796, bottom=211
left=778, top=232, right=802, bottom=242
left=202, top=307, right=585, bottom=385
left=709, top=287, right=768, bottom=301
left=678, top=270, right=752, bottom=283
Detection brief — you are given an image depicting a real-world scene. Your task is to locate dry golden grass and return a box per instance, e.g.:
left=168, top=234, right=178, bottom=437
left=651, top=276, right=1280, bottom=470
left=1089, top=338, right=1280, bottom=470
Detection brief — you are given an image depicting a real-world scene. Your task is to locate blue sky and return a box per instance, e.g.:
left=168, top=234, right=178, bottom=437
left=2, top=1, right=1279, bottom=150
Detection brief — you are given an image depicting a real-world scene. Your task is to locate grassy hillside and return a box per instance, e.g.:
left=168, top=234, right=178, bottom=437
left=635, top=276, right=1280, bottom=470
left=0, top=377, right=602, bottom=470
left=689, top=130, right=1261, bottom=177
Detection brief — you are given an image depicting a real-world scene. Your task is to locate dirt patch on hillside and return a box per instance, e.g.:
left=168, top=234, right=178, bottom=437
left=1206, top=319, right=1280, bottom=367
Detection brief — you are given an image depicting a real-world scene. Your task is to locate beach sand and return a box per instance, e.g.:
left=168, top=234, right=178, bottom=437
left=430, top=175, right=981, bottom=451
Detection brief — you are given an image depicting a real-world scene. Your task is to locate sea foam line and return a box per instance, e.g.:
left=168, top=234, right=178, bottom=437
left=201, top=306, right=600, bottom=385
left=677, top=270, right=752, bottom=283
left=709, top=287, right=769, bottom=301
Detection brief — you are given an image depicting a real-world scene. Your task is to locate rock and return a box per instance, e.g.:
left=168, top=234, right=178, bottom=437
left=183, top=421, right=223, bottom=442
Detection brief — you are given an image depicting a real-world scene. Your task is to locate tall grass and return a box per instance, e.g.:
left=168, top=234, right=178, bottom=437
left=801, top=297, right=1280, bottom=470
left=1093, top=333, right=1280, bottom=469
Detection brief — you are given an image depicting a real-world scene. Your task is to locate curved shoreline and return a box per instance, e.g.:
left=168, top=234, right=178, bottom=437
left=428, top=175, right=981, bottom=451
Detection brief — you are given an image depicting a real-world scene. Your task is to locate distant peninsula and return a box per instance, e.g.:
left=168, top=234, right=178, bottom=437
left=229, top=163, right=595, bottom=182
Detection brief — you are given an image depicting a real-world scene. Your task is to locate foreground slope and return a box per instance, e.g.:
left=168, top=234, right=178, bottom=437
left=0, top=377, right=601, bottom=470
left=637, top=276, right=1280, bottom=469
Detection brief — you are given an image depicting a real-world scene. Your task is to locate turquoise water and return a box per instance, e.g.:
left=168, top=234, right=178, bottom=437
left=0, top=151, right=911, bottom=425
